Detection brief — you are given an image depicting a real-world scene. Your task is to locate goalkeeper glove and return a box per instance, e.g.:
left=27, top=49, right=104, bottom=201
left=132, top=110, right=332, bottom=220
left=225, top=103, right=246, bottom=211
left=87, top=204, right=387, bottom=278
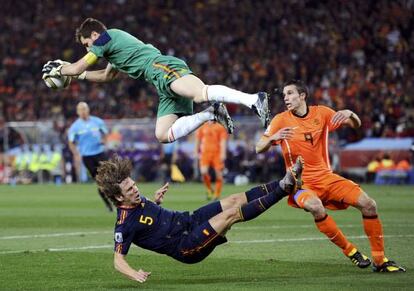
left=42, top=60, right=63, bottom=77
left=42, top=60, right=87, bottom=80
left=42, top=59, right=72, bottom=76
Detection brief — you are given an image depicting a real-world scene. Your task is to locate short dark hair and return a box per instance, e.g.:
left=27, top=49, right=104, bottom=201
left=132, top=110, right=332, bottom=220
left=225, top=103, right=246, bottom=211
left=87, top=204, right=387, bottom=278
left=75, top=18, right=107, bottom=43
left=96, top=156, right=132, bottom=207
left=283, top=79, right=310, bottom=98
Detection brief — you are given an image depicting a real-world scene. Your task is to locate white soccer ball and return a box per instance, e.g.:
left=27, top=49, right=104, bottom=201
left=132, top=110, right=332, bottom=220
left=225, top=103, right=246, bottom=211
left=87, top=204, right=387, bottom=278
left=43, top=75, right=72, bottom=90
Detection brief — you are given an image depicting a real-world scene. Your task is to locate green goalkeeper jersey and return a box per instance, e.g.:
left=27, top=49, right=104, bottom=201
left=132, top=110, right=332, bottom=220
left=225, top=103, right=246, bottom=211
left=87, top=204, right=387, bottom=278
left=88, top=28, right=194, bottom=118
left=89, top=29, right=162, bottom=81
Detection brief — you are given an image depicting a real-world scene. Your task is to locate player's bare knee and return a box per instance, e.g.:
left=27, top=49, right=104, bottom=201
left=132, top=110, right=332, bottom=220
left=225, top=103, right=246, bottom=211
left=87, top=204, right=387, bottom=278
left=224, top=207, right=241, bottom=224
left=305, top=198, right=325, bottom=217
left=200, top=168, right=208, bottom=175
left=192, top=85, right=208, bottom=103
left=155, top=129, right=169, bottom=143
left=220, top=194, right=246, bottom=210
left=227, top=194, right=244, bottom=208
left=362, top=197, right=377, bottom=215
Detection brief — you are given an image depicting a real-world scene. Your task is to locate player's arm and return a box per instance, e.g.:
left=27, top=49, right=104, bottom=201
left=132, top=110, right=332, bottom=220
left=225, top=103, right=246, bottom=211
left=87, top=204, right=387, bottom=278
left=68, top=141, right=79, bottom=158
left=60, top=56, right=90, bottom=76
left=255, top=136, right=272, bottom=153
left=194, top=136, right=200, bottom=162
left=46, top=52, right=119, bottom=82
left=331, top=109, right=361, bottom=128
left=220, top=138, right=226, bottom=161
left=101, top=132, right=108, bottom=146
left=82, top=63, right=120, bottom=82
left=255, top=127, right=296, bottom=154
left=68, top=141, right=81, bottom=180
left=153, top=182, right=169, bottom=205
left=114, top=252, right=151, bottom=283
left=98, top=119, right=109, bottom=145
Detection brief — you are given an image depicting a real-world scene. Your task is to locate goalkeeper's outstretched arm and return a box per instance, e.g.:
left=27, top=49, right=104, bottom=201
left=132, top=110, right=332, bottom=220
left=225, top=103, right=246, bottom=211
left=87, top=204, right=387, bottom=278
left=81, top=63, right=119, bottom=82
left=60, top=52, right=119, bottom=82
left=60, top=57, right=89, bottom=76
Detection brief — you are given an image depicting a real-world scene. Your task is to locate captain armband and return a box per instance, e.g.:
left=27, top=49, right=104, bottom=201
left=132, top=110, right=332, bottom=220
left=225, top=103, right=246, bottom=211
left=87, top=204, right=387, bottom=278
left=82, top=52, right=98, bottom=65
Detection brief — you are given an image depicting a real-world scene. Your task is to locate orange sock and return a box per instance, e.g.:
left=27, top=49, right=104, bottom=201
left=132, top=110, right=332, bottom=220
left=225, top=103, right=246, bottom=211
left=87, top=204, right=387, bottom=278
left=363, top=215, right=385, bottom=265
left=315, top=214, right=355, bottom=255
left=202, top=174, right=212, bottom=192
left=215, top=177, right=223, bottom=198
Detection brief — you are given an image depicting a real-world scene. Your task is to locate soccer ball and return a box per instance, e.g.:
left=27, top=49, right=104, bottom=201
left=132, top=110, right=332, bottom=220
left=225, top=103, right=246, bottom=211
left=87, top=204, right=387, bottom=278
left=43, top=75, right=72, bottom=90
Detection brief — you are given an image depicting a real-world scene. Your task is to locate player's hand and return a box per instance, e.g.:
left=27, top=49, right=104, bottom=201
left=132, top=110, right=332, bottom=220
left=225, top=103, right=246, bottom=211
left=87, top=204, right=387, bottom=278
left=42, top=61, right=62, bottom=77
left=132, top=269, right=151, bottom=283
left=42, top=59, right=69, bottom=77
left=154, top=182, right=169, bottom=205
left=48, top=59, right=87, bottom=80
left=331, top=110, right=351, bottom=127
left=271, top=127, right=296, bottom=141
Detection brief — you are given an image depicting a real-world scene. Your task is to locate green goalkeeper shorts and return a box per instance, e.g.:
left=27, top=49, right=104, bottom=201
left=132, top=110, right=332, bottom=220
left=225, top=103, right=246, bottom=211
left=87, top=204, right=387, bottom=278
left=149, top=55, right=194, bottom=117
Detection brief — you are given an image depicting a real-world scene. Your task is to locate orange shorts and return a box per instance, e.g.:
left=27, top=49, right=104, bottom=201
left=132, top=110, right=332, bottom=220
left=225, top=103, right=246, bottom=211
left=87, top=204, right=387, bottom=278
left=287, top=173, right=362, bottom=210
left=199, top=153, right=224, bottom=170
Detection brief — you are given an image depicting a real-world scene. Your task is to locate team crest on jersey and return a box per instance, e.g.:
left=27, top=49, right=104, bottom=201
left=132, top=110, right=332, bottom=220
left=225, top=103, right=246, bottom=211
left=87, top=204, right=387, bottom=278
left=313, top=119, right=320, bottom=126
left=115, top=232, right=123, bottom=243
left=304, top=132, right=314, bottom=145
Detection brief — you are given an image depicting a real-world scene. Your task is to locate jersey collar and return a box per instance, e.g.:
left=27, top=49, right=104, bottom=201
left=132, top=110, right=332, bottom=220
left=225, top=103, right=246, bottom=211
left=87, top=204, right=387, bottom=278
left=292, top=105, right=309, bottom=118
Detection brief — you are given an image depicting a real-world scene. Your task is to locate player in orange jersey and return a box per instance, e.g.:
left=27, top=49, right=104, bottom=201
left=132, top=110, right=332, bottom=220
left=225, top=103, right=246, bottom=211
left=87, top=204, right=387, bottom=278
left=256, top=80, right=405, bottom=273
left=195, top=121, right=228, bottom=200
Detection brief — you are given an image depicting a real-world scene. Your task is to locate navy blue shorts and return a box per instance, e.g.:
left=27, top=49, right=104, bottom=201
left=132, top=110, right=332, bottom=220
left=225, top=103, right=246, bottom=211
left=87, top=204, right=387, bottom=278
left=174, top=201, right=228, bottom=264
left=191, top=200, right=223, bottom=224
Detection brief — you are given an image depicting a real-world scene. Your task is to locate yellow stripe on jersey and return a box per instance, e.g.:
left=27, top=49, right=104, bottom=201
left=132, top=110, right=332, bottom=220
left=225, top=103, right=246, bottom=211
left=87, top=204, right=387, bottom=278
left=83, top=52, right=98, bottom=65
left=153, top=63, right=180, bottom=79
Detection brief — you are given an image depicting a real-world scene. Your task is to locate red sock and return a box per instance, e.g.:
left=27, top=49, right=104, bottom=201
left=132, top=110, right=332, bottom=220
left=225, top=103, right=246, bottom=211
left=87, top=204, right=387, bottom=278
left=202, top=174, right=212, bottom=192
left=315, top=215, right=355, bottom=255
left=363, top=215, right=385, bottom=265
left=215, top=177, right=223, bottom=198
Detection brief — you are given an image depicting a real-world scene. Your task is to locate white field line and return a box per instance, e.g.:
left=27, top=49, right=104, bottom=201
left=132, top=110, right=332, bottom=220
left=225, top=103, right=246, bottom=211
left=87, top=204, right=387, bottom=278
left=1, top=223, right=413, bottom=241
left=0, top=231, right=113, bottom=240
left=1, top=234, right=413, bottom=255
left=231, top=234, right=414, bottom=244
left=233, top=223, right=414, bottom=230
left=0, top=245, right=113, bottom=255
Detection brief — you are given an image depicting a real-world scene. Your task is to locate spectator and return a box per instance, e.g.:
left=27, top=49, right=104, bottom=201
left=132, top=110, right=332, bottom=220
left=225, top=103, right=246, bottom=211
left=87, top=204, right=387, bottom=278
left=0, top=0, right=413, bottom=144
left=366, top=156, right=382, bottom=183
left=379, top=153, right=395, bottom=171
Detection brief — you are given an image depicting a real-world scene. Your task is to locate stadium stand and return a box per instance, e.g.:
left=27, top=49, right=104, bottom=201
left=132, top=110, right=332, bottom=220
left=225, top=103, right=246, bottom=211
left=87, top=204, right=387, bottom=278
left=1, top=0, right=413, bottom=183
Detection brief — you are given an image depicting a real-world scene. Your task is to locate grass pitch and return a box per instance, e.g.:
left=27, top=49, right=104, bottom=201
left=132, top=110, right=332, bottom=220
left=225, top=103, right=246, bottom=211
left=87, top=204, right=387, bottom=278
left=0, top=183, right=413, bottom=290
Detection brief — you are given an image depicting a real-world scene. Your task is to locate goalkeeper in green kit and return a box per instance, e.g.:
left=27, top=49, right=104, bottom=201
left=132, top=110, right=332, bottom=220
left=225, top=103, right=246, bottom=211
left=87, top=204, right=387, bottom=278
left=42, top=18, right=270, bottom=143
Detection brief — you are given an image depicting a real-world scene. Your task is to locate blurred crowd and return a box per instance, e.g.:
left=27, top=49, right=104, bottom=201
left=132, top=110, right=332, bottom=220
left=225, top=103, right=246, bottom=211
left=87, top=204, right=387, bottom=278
left=366, top=152, right=413, bottom=184
left=1, top=0, right=414, bottom=149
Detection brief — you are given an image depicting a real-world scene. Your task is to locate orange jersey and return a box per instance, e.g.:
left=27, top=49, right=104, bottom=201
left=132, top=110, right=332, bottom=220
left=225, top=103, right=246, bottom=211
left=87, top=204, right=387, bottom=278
left=196, top=122, right=228, bottom=155
left=264, top=105, right=340, bottom=185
